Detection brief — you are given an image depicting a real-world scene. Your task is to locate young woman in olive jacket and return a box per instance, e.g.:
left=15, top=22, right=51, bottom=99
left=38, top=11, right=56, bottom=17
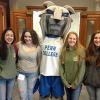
left=0, top=28, right=17, bottom=100
left=60, top=32, right=86, bottom=100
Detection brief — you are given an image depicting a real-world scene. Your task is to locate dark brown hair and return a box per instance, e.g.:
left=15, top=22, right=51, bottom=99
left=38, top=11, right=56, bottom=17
left=86, top=31, right=100, bottom=67
left=21, top=29, right=40, bottom=47
left=0, top=28, right=16, bottom=60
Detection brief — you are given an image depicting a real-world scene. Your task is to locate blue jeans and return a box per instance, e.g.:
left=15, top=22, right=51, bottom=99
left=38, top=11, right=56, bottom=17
left=65, top=85, right=82, bottom=100
left=0, top=78, right=15, bottom=100
left=86, top=85, right=100, bottom=100
left=17, top=72, right=38, bottom=100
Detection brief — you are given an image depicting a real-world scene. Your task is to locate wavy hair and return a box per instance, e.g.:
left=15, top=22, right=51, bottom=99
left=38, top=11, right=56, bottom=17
left=21, top=29, right=40, bottom=47
left=64, top=31, right=79, bottom=49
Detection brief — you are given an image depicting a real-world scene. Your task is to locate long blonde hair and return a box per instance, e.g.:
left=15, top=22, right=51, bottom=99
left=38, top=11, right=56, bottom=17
left=64, top=32, right=79, bottom=49
left=60, top=32, right=81, bottom=64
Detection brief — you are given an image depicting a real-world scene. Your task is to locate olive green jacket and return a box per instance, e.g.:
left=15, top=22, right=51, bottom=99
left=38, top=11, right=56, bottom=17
left=0, top=45, right=17, bottom=79
left=60, top=44, right=86, bottom=89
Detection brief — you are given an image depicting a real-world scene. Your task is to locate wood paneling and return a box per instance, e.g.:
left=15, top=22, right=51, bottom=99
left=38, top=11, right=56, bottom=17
left=0, top=3, right=7, bottom=38
left=10, top=10, right=32, bottom=41
left=0, top=0, right=10, bottom=28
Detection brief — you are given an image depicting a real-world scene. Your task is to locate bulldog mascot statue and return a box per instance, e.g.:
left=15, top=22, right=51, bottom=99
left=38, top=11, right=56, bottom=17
left=39, top=1, right=75, bottom=100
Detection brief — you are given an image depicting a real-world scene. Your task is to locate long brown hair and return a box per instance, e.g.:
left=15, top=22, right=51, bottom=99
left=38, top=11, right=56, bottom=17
left=86, top=32, right=100, bottom=68
left=0, top=28, right=16, bottom=60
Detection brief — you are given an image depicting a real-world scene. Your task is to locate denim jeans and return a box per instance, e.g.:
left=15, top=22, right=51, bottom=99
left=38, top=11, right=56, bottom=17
left=0, top=78, right=15, bottom=100
left=86, top=85, right=100, bottom=100
left=17, top=72, right=38, bottom=100
left=65, top=85, right=82, bottom=100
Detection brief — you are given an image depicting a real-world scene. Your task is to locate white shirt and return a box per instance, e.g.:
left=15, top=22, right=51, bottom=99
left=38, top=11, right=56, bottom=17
left=40, top=37, right=63, bottom=76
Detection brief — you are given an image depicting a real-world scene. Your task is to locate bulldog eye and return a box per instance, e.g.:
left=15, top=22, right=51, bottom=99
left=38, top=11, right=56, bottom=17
left=62, top=13, right=69, bottom=17
left=46, top=9, right=54, bottom=14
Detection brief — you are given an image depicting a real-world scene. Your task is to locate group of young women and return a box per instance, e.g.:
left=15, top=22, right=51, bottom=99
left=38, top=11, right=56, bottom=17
left=0, top=28, right=41, bottom=100
left=0, top=28, right=100, bottom=100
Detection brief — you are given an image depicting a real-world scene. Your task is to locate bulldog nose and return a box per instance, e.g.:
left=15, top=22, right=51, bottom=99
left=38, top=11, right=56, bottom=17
left=54, top=19, right=60, bottom=23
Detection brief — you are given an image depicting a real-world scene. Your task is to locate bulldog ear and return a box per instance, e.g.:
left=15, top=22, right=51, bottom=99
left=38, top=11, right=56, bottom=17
left=64, top=5, right=75, bottom=15
left=43, top=1, right=55, bottom=8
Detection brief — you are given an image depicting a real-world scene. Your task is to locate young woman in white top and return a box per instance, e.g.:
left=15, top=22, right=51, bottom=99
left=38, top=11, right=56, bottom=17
left=17, top=29, right=41, bottom=100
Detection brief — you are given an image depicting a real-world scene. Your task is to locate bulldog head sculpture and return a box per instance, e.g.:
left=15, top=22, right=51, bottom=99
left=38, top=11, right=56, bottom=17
left=39, top=1, right=75, bottom=38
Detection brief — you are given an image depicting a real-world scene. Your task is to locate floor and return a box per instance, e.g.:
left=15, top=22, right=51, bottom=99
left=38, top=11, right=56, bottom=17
left=13, top=81, right=89, bottom=100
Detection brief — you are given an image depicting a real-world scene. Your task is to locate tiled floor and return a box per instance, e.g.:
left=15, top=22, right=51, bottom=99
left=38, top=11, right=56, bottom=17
left=13, top=82, right=89, bottom=100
